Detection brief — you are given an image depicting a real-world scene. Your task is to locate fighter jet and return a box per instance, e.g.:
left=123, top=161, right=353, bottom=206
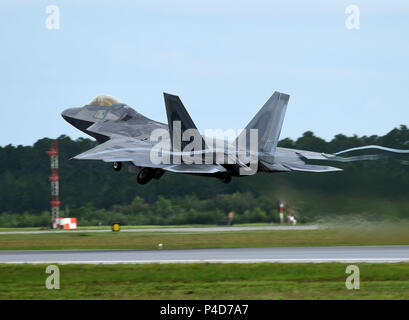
left=62, top=92, right=344, bottom=184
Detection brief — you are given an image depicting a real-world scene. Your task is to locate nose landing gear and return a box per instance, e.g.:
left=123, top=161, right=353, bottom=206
left=113, top=162, right=122, bottom=171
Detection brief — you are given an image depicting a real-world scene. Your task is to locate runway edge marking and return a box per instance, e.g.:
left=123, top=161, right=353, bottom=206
left=2, top=258, right=409, bottom=264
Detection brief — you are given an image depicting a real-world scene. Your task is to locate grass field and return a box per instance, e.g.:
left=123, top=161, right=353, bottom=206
left=0, top=262, right=408, bottom=299
left=0, top=222, right=408, bottom=250
left=1, top=222, right=408, bottom=300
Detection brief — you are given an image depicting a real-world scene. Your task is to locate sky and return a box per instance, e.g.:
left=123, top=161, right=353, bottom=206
left=0, top=0, right=408, bottom=146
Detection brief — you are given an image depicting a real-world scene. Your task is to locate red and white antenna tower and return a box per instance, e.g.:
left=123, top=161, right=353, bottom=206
left=47, top=140, right=60, bottom=229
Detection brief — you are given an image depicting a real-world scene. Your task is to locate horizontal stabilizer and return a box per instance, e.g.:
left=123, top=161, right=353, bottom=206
left=283, top=163, right=342, bottom=172
left=259, top=161, right=291, bottom=172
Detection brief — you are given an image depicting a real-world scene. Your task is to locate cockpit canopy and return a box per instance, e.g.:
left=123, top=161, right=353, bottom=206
left=86, top=94, right=138, bottom=122
left=88, top=94, right=121, bottom=107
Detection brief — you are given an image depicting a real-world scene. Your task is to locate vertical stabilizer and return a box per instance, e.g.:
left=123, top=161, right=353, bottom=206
left=163, top=93, right=207, bottom=152
left=235, top=91, right=289, bottom=154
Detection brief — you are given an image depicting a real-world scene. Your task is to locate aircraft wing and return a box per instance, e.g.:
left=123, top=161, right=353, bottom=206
left=72, top=137, right=165, bottom=168
left=163, top=163, right=226, bottom=174
left=72, top=137, right=227, bottom=174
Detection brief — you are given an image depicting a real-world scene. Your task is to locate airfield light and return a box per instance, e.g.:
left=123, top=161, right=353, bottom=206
left=47, top=140, right=60, bottom=229
left=111, top=222, right=121, bottom=232
left=279, top=203, right=285, bottom=224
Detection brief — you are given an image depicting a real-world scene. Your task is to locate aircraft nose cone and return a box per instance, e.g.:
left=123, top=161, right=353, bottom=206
left=61, top=107, right=80, bottom=120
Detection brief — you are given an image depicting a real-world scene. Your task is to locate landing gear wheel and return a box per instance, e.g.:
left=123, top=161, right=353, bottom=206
left=113, top=162, right=122, bottom=171
left=220, top=174, right=232, bottom=184
left=152, top=169, right=165, bottom=180
left=137, top=167, right=154, bottom=184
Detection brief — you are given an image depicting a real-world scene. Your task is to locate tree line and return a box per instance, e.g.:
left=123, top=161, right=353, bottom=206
left=0, top=125, right=408, bottom=227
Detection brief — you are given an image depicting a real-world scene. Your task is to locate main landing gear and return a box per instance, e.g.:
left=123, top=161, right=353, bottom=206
left=219, top=173, right=232, bottom=184
left=137, top=168, right=164, bottom=184
left=137, top=167, right=153, bottom=184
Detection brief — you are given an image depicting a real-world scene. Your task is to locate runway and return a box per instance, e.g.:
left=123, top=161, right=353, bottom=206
left=1, top=245, right=409, bottom=264
left=0, top=225, right=319, bottom=235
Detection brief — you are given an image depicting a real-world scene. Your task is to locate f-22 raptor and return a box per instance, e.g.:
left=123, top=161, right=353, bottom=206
left=62, top=92, right=343, bottom=185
